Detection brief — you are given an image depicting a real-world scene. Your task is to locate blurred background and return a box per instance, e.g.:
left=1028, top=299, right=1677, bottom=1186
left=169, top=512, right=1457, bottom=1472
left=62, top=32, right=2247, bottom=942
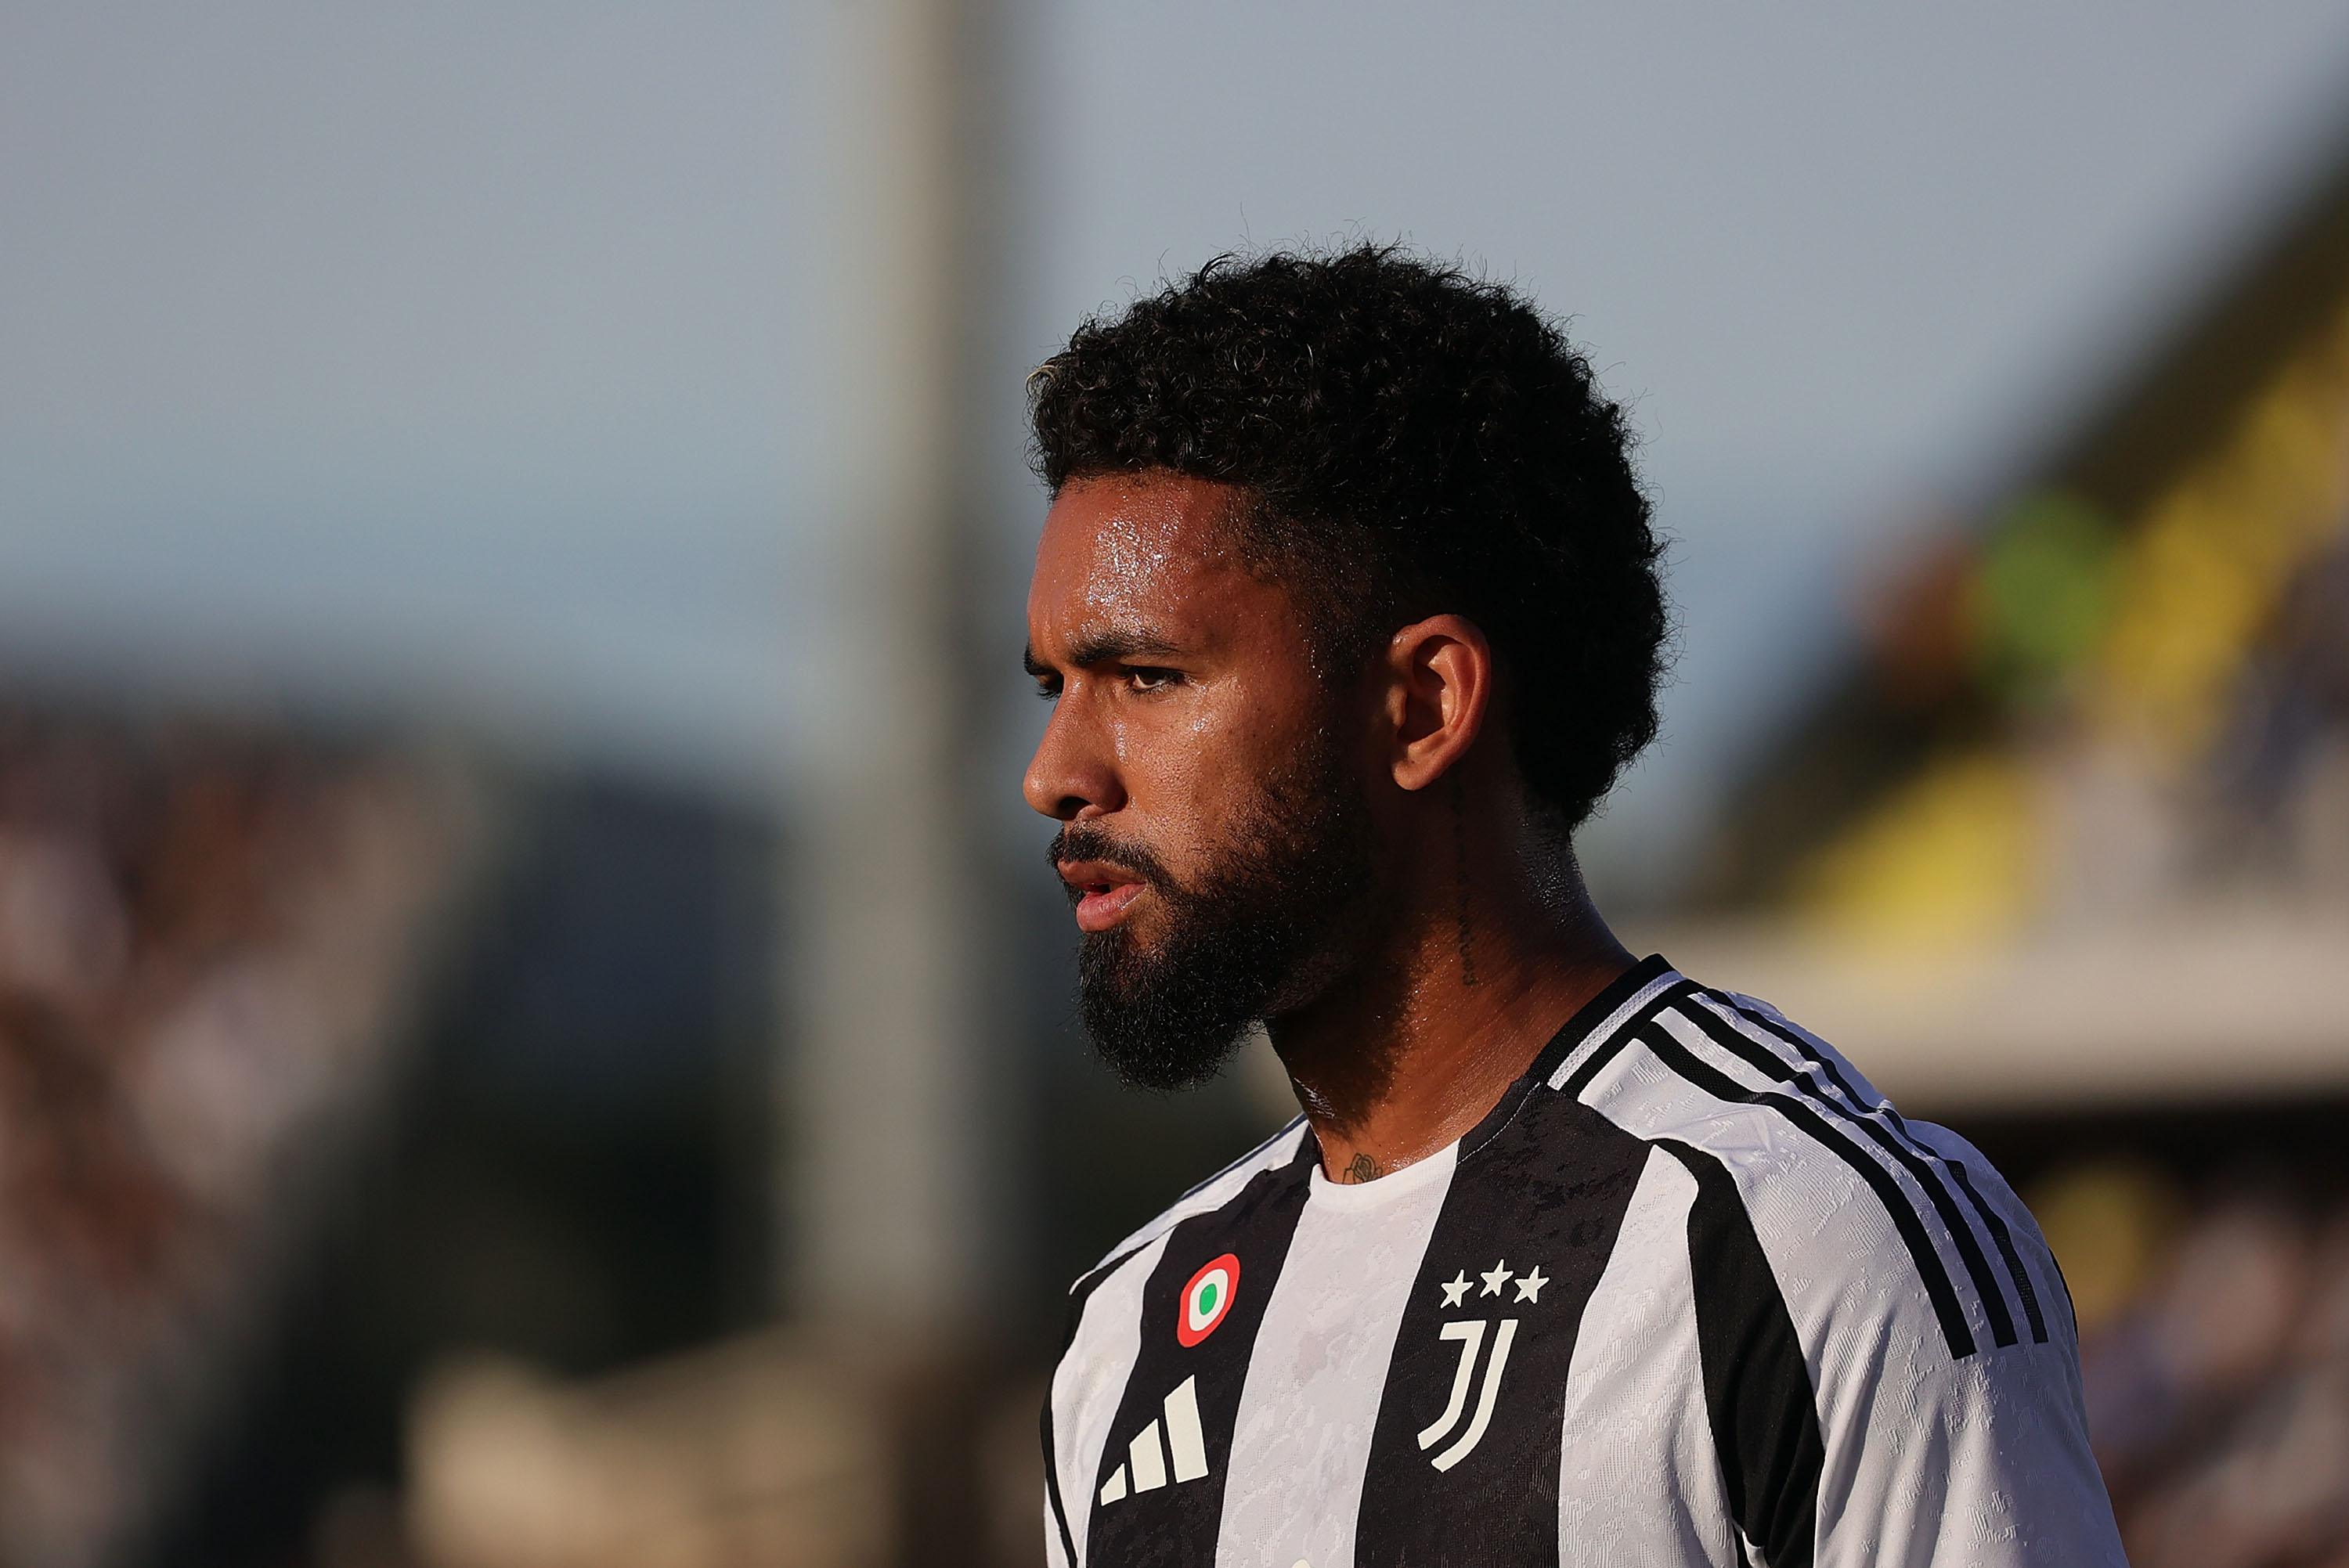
left=5, top=2, right=2349, bottom=1563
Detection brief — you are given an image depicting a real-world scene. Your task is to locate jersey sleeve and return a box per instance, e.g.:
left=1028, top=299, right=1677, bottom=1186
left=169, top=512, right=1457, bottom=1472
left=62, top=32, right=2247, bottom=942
left=1676, top=1134, right=2127, bottom=1568
left=1810, top=1326, right=2123, bottom=1567
left=1797, top=1168, right=2125, bottom=1567
left=1575, top=985, right=2130, bottom=1567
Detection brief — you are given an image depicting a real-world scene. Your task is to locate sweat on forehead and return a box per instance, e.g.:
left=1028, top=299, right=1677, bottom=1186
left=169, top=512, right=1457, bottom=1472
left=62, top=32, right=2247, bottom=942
left=1057, top=473, right=1247, bottom=559
left=1033, top=475, right=1260, bottom=618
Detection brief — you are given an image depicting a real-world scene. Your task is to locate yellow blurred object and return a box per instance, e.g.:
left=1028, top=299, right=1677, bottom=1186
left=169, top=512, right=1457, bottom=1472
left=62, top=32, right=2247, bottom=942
left=2095, top=297, right=2349, bottom=762
left=2027, top=1161, right=2185, bottom=1336
left=1790, top=295, right=2349, bottom=952
left=1797, top=752, right=2040, bottom=950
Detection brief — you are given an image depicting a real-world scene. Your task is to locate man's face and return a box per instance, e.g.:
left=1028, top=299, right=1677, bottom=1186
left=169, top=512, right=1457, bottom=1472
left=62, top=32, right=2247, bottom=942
left=1023, top=473, right=1377, bottom=1088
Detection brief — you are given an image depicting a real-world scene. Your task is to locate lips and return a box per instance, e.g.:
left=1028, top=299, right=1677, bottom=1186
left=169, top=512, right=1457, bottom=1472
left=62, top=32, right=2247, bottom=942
left=1056, top=857, right=1151, bottom=933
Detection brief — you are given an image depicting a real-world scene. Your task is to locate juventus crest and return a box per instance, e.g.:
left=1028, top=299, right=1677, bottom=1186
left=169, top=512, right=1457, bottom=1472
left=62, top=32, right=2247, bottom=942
left=1419, top=1257, right=1547, bottom=1471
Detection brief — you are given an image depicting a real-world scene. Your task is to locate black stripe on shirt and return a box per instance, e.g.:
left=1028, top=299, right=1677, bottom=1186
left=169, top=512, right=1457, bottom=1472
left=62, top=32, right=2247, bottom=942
left=1675, top=998, right=2021, bottom=1349
left=1048, top=1111, right=1314, bottom=1558
left=1636, top=1018, right=1979, bottom=1358
left=1355, top=1090, right=1652, bottom=1568
left=1458, top=962, right=1683, bottom=1166
left=1943, top=1155, right=2051, bottom=1343
left=1555, top=973, right=1701, bottom=1100
left=1524, top=953, right=1680, bottom=1087
left=1709, top=994, right=2050, bottom=1346
left=1659, top=1140, right=1825, bottom=1568
left=1084, top=1142, right=1315, bottom=1568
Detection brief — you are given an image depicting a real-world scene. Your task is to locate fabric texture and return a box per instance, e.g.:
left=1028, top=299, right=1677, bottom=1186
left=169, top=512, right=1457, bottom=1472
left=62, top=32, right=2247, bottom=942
left=1045, top=956, right=2127, bottom=1568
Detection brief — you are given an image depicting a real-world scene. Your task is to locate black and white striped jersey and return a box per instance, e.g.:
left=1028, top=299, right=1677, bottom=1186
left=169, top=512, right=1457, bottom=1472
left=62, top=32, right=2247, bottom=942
left=1043, top=956, right=2125, bottom=1568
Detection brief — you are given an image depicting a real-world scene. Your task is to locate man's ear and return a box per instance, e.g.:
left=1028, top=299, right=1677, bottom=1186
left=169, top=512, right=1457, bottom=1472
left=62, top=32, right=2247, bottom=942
left=1381, top=615, right=1495, bottom=792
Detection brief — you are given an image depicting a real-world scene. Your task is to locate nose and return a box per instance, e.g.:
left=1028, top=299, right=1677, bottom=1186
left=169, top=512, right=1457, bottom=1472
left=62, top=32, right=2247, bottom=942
left=1023, top=694, right=1124, bottom=823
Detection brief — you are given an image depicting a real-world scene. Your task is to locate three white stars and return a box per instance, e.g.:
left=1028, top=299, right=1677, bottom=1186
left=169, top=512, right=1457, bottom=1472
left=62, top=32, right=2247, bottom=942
left=1441, top=1260, right=1549, bottom=1307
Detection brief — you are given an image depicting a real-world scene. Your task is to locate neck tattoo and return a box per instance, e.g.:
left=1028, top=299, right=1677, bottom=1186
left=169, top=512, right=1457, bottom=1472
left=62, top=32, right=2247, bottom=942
left=1343, top=1151, right=1386, bottom=1184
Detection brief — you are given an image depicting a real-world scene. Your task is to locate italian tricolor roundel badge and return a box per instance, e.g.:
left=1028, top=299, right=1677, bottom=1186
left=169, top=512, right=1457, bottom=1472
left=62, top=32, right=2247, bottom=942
left=1178, top=1253, right=1240, bottom=1346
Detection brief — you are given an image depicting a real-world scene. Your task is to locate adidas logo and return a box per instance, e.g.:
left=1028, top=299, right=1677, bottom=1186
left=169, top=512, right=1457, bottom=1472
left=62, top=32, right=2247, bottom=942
left=1098, top=1375, right=1209, bottom=1504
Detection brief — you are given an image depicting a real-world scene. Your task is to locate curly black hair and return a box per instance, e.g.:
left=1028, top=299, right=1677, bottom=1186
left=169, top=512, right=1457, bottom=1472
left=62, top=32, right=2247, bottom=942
left=1027, top=243, right=1669, bottom=832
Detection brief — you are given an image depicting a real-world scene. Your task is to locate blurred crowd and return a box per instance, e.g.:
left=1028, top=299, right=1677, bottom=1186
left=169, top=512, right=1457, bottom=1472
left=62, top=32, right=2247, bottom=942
left=0, top=710, right=467, bottom=1568
left=1746, top=294, right=2349, bottom=949
left=2211, top=535, right=2349, bottom=896
left=2042, top=1160, right=2349, bottom=1567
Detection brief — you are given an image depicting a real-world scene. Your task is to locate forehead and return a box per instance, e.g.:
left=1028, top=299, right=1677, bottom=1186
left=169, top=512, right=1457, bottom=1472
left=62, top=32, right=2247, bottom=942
left=1027, top=474, right=1267, bottom=636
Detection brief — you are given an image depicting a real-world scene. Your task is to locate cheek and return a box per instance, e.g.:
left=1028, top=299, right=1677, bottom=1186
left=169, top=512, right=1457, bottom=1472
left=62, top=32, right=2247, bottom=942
left=1108, top=706, right=1221, bottom=827
left=1110, top=688, right=1322, bottom=856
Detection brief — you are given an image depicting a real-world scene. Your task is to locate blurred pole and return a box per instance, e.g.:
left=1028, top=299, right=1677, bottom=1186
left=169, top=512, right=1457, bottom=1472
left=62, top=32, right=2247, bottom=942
left=785, top=0, right=1005, bottom=1332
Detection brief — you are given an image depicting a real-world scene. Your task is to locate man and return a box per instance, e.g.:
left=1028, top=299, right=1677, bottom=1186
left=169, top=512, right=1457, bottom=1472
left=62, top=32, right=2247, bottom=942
left=1023, top=246, right=2123, bottom=1566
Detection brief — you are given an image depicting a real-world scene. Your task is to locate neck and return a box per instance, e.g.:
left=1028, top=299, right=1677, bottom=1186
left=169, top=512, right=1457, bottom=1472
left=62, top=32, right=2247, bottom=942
left=1267, top=810, right=1633, bottom=1185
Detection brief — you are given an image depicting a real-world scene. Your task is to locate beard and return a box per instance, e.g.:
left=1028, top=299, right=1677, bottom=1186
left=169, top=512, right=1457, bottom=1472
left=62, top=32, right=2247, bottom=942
left=1052, top=739, right=1377, bottom=1092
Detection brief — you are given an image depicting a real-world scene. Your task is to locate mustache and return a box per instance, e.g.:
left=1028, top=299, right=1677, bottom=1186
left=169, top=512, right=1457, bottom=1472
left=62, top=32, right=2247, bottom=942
left=1046, top=822, right=1178, bottom=899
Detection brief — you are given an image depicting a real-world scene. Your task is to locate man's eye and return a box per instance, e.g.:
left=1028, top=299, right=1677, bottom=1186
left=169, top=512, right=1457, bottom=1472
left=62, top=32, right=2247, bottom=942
left=1034, top=679, right=1061, bottom=701
left=1124, top=667, right=1181, bottom=692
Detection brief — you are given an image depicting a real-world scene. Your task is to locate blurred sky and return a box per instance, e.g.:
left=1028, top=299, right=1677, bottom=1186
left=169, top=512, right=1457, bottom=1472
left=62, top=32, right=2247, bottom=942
left=6, top=2, right=2349, bottom=888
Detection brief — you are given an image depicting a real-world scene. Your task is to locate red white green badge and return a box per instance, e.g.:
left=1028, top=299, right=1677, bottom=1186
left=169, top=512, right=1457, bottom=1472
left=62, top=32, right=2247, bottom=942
left=1178, top=1254, right=1240, bottom=1346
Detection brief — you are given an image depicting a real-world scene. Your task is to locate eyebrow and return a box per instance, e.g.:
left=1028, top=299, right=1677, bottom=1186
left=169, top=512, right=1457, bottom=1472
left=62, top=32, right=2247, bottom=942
left=1023, top=627, right=1185, bottom=679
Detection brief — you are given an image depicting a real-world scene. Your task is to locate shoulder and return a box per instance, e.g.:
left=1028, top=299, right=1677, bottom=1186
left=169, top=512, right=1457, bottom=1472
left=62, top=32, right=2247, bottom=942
left=1556, top=969, right=2123, bottom=1563
left=1067, top=1116, right=1315, bottom=1303
left=1044, top=1117, right=1319, bottom=1566
left=1557, top=971, right=2068, bottom=1368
